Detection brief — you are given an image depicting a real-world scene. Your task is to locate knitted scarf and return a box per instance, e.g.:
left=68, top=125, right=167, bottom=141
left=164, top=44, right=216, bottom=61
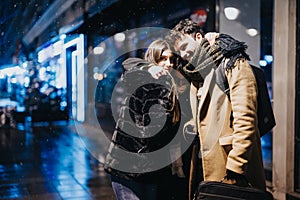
left=179, top=33, right=250, bottom=82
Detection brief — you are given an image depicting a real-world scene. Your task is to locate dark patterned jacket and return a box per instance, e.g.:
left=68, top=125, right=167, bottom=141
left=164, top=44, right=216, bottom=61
left=104, top=58, right=180, bottom=182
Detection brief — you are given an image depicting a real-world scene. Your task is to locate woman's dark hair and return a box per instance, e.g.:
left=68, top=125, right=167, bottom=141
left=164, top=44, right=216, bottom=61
left=144, top=39, right=171, bottom=65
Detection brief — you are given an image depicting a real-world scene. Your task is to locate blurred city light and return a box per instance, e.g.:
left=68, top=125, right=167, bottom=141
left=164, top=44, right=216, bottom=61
left=94, top=46, right=105, bottom=55
left=224, top=7, right=240, bottom=20
left=0, top=66, right=25, bottom=77
left=114, top=33, right=126, bottom=42
left=264, top=55, right=273, bottom=63
left=259, top=60, right=267, bottom=67
left=246, top=28, right=258, bottom=37
left=60, top=34, right=66, bottom=40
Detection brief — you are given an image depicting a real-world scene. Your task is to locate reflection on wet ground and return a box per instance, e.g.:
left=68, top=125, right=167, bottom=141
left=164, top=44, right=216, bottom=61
left=0, top=119, right=274, bottom=199
left=0, top=121, right=116, bottom=200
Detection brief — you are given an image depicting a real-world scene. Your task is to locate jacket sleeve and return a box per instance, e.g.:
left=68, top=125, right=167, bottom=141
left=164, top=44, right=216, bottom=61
left=122, top=57, right=152, bottom=71
left=225, top=58, right=258, bottom=174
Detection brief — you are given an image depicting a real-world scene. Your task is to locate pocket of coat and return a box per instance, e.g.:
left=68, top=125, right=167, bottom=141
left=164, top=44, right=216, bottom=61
left=219, top=135, right=233, bottom=154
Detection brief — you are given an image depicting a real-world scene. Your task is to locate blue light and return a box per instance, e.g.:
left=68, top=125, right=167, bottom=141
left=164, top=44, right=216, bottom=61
left=264, top=55, right=273, bottom=63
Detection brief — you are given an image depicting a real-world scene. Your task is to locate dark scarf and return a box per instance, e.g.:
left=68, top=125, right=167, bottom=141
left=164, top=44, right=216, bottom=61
left=179, top=33, right=250, bottom=82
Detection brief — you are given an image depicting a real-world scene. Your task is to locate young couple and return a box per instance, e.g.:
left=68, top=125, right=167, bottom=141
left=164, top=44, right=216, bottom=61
left=104, top=18, right=267, bottom=200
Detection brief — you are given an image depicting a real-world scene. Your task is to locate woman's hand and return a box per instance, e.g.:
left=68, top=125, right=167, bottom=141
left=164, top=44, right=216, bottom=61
left=148, top=65, right=168, bottom=79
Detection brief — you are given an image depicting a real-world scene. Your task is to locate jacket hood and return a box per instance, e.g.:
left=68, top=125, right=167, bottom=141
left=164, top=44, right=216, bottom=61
left=122, top=57, right=150, bottom=71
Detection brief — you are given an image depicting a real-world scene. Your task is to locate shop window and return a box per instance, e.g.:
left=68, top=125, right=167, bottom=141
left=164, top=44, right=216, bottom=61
left=219, top=0, right=274, bottom=181
left=34, top=34, right=85, bottom=122
left=260, top=0, right=274, bottom=182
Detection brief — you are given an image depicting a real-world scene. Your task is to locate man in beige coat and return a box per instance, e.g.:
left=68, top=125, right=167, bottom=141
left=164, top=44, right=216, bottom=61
left=167, top=18, right=267, bottom=195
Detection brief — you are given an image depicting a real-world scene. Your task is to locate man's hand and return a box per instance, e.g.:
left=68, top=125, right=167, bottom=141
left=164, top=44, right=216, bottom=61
left=148, top=65, right=168, bottom=79
left=222, top=170, right=250, bottom=187
left=205, top=32, right=219, bottom=46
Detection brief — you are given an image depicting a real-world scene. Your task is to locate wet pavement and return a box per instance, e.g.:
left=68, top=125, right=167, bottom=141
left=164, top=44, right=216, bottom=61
left=0, top=121, right=116, bottom=200
left=0, top=117, right=274, bottom=200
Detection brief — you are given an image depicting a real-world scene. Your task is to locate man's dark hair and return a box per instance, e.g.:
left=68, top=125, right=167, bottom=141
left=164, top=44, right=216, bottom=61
left=166, top=18, right=205, bottom=47
left=172, top=18, right=205, bottom=37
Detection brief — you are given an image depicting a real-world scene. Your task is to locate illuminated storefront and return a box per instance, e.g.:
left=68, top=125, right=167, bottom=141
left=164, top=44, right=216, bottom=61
left=36, top=34, right=85, bottom=122
left=0, top=65, right=27, bottom=127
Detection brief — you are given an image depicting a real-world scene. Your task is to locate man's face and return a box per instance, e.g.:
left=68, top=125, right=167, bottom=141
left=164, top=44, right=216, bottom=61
left=174, top=34, right=199, bottom=62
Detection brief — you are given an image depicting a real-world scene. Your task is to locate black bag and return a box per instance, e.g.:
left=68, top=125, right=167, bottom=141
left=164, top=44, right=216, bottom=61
left=193, top=181, right=274, bottom=200
left=215, top=63, right=276, bottom=137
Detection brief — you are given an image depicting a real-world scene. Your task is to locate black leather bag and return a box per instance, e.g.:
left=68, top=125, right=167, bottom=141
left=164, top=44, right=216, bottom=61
left=193, top=181, right=274, bottom=200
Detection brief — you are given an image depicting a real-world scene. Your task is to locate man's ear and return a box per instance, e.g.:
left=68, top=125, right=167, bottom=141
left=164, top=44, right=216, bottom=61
left=195, top=33, right=203, bottom=42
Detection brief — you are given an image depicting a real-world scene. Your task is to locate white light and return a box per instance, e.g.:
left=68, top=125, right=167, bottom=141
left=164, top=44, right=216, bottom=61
left=60, top=101, right=67, bottom=107
left=114, top=33, right=126, bottom=42
left=0, top=66, right=25, bottom=77
left=246, top=28, right=258, bottom=37
left=60, top=34, right=66, bottom=40
left=39, top=67, right=47, bottom=80
left=10, top=77, right=17, bottom=83
left=264, top=55, right=273, bottom=63
left=93, top=72, right=104, bottom=80
left=224, top=7, right=240, bottom=20
left=76, top=34, right=85, bottom=122
left=38, top=49, right=46, bottom=63
left=22, top=62, right=28, bottom=68
left=24, top=77, right=30, bottom=87
left=58, top=58, right=64, bottom=64
left=38, top=45, right=55, bottom=63
left=53, top=40, right=63, bottom=56
left=94, top=46, right=104, bottom=55
left=259, top=60, right=267, bottom=67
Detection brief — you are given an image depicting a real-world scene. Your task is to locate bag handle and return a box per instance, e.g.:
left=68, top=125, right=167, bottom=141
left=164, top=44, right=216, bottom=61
left=220, top=171, right=253, bottom=188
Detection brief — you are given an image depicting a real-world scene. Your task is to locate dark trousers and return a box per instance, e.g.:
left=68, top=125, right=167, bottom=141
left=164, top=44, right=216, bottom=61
left=110, top=175, right=158, bottom=200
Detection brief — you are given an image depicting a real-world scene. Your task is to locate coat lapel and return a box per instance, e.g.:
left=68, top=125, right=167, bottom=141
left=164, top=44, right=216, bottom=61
left=197, top=68, right=231, bottom=158
left=198, top=69, right=215, bottom=112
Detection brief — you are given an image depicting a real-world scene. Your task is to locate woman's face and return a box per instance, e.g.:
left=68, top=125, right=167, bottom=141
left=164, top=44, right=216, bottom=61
left=157, top=49, right=174, bottom=71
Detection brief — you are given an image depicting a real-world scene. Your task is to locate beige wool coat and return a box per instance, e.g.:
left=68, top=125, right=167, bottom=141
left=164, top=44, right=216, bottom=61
left=189, top=58, right=266, bottom=190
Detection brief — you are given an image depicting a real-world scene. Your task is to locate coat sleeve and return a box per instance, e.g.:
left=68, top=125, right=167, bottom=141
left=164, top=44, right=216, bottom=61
left=225, top=59, right=258, bottom=174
